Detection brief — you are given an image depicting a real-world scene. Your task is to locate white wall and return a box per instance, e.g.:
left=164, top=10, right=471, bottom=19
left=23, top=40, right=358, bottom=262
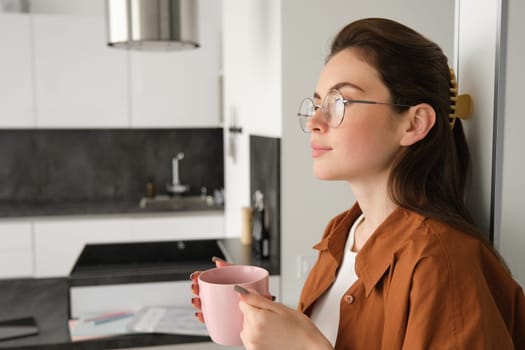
left=280, top=0, right=455, bottom=306
left=457, top=0, right=524, bottom=288
left=456, top=0, right=499, bottom=240
left=222, top=0, right=282, bottom=238
left=497, top=0, right=525, bottom=288
left=28, top=0, right=103, bottom=16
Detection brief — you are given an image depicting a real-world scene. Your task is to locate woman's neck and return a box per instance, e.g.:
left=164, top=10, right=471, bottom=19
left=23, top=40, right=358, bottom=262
left=350, top=180, right=397, bottom=252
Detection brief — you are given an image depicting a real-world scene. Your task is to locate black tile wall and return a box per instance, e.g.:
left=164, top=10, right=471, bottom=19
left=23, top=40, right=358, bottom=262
left=0, top=129, right=223, bottom=203
left=250, top=135, right=280, bottom=261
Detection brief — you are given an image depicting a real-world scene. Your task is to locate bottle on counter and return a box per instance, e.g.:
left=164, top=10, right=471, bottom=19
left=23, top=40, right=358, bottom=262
left=252, top=190, right=270, bottom=260
left=146, top=177, right=156, bottom=198
left=241, top=206, right=253, bottom=245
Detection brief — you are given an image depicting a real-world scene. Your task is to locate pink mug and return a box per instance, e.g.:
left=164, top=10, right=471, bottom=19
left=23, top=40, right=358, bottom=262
left=198, top=265, right=270, bottom=345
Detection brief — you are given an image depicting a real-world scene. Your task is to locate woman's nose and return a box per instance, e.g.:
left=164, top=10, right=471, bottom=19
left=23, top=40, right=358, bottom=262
left=306, top=108, right=327, bottom=132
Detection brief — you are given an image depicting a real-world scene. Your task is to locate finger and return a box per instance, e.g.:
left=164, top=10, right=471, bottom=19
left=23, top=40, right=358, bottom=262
left=195, top=311, right=205, bottom=323
left=238, top=297, right=252, bottom=315
left=191, top=297, right=201, bottom=310
left=190, top=271, right=201, bottom=283
left=234, top=285, right=280, bottom=313
left=191, top=281, right=199, bottom=296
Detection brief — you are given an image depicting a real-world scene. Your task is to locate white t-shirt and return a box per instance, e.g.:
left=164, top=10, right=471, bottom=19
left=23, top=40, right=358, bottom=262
left=310, top=214, right=364, bottom=347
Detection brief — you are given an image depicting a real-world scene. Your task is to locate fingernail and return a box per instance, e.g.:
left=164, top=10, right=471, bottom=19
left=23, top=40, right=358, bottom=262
left=234, top=285, right=249, bottom=295
left=211, top=256, right=225, bottom=263
left=189, top=272, right=195, bottom=280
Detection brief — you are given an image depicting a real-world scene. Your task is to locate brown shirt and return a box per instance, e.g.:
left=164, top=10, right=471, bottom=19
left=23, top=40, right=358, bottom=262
left=299, top=204, right=525, bottom=349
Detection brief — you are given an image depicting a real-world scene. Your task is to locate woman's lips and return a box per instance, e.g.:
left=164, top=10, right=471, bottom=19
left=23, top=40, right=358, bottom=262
left=311, top=144, right=332, bottom=158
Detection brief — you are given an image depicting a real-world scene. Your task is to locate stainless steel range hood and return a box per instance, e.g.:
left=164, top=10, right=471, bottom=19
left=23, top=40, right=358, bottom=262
left=106, top=0, right=199, bottom=50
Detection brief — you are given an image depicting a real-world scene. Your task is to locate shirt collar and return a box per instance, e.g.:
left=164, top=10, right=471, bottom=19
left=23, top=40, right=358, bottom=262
left=312, top=205, right=362, bottom=266
left=313, top=203, right=426, bottom=297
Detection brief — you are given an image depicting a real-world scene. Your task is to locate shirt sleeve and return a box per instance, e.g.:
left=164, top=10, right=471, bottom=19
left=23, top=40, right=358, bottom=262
left=401, top=254, right=515, bottom=349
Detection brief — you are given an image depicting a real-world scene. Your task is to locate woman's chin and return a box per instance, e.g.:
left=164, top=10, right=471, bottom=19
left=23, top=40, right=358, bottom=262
left=313, top=169, right=335, bottom=181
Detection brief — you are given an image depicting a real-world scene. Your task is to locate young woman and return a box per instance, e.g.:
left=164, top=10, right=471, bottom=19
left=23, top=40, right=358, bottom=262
left=191, top=18, right=525, bottom=349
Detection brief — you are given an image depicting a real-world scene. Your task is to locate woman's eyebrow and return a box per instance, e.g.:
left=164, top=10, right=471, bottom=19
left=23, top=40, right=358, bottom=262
left=313, top=81, right=365, bottom=99
left=332, top=81, right=365, bottom=92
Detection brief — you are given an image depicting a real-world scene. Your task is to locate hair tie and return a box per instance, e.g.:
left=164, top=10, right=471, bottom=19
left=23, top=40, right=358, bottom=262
left=449, top=68, right=473, bottom=129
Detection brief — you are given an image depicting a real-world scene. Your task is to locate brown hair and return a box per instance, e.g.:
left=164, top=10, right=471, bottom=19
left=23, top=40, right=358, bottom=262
left=329, top=18, right=478, bottom=235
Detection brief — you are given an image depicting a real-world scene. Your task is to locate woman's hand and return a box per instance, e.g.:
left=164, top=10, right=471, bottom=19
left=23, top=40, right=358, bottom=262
left=236, top=287, right=333, bottom=350
left=190, top=256, right=230, bottom=323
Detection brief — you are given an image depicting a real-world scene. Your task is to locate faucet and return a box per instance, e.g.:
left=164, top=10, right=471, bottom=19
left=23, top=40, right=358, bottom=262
left=166, top=152, right=190, bottom=195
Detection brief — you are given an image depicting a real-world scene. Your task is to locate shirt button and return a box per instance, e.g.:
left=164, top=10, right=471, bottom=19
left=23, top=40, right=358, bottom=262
left=344, top=294, right=355, bottom=304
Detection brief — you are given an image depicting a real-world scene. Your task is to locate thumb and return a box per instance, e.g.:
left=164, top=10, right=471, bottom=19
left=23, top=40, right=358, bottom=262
left=234, top=285, right=278, bottom=312
left=211, top=256, right=231, bottom=268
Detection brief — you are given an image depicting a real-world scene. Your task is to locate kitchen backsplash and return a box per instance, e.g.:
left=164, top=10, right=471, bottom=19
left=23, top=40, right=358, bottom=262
left=0, top=128, right=223, bottom=203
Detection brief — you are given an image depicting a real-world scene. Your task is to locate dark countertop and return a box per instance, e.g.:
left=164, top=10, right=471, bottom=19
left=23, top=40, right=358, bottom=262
left=0, top=239, right=280, bottom=349
left=0, top=198, right=224, bottom=219
left=0, top=278, right=208, bottom=350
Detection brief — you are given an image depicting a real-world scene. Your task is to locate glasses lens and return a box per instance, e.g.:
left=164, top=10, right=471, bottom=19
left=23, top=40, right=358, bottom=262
left=298, top=98, right=314, bottom=132
left=323, top=90, right=345, bottom=128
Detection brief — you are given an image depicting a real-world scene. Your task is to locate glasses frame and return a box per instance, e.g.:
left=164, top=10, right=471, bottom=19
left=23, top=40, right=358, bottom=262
left=297, top=89, right=412, bottom=133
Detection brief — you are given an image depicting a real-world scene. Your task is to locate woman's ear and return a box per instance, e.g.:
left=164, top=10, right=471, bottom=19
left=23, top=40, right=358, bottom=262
left=400, top=103, right=436, bottom=146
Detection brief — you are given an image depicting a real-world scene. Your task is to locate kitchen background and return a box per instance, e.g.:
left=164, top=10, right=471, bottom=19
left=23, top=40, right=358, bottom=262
left=0, top=129, right=223, bottom=209
left=0, top=0, right=523, bottom=310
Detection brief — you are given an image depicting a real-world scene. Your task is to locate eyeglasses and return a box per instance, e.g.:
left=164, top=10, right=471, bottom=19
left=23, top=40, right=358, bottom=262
left=297, top=89, right=412, bottom=133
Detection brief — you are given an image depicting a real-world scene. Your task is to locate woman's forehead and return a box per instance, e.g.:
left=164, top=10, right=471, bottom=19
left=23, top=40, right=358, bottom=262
left=315, top=49, right=384, bottom=97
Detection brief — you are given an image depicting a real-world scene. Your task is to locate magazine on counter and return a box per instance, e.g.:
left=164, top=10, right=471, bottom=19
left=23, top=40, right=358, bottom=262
left=127, top=306, right=208, bottom=336
left=69, top=306, right=208, bottom=341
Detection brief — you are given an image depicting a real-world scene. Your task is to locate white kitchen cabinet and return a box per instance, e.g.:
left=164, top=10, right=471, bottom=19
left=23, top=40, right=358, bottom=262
left=0, top=13, right=34, bottom=127
left=32, top=14, right=129, bottom=128
left=33, top=212, right=225, bottom=278
left=129, top=212, right=225, bottom=241
left=0, top=221, right=34, bottom=278
left=2, top=0, right=222, bottom=129
left=129, top=0, right=222, bottom=128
